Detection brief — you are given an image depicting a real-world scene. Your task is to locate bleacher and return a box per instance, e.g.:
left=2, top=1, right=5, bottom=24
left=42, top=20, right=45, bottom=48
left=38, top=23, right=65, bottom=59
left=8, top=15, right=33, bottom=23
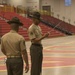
left=0, top=18, right=29, bottom=40
left=39, top=23, right=64, bottom=37
left=0, top=19, right=10, bottom=36
left=42, top=15, right=75, bottom=33
left=0, top=12, right=65, bottom=41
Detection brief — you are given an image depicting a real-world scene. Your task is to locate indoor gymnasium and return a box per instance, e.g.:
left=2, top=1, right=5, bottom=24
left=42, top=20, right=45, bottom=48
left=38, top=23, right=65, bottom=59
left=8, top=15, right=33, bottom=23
left=0, top=0, right=75, bottom=75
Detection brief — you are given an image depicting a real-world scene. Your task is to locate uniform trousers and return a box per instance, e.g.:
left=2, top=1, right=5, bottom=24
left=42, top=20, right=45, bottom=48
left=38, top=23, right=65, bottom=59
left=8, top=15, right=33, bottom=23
left=6, top=57, right=23, bottom=75
left=30, top=44, right=43, bottom=75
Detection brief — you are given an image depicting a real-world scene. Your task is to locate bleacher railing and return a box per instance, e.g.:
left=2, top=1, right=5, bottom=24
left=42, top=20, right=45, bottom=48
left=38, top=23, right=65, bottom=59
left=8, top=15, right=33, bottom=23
left=0, top=5, right=15, bottom=12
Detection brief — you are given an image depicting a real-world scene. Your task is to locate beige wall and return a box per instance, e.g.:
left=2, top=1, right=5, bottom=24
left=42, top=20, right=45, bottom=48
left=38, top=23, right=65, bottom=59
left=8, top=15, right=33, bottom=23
left=7, top=0, right=26, bottom=7
left=6, top=0, right=40, bottom=10
left=26, top=0, right=40, bottom=11
left=0, top=0, right=2, bottom=4
left=0, top=0, right=7, bottom=4
left=41, top=0, right=75, bottom=25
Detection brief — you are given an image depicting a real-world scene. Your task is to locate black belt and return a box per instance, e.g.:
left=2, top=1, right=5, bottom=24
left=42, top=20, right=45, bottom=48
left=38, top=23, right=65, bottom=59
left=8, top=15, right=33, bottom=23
left=32, top=43, right=42, bottom=46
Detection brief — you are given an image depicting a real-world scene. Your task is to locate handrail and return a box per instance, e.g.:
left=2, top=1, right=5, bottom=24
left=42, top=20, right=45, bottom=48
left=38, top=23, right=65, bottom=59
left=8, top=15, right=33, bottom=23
left=41, top=19, right=73, bottom=35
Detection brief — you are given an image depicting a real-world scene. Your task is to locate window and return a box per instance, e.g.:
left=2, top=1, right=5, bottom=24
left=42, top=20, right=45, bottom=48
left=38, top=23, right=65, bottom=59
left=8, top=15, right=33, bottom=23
left=65, top=0, right=71, bottom=6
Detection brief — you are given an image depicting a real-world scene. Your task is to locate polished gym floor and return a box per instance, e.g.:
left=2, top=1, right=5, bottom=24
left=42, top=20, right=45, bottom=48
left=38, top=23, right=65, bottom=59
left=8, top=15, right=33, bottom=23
left=0, top=35, right=75, bottom=75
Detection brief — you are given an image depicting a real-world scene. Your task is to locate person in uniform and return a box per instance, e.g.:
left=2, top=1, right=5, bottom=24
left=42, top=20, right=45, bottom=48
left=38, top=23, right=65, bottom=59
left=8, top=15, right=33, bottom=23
left=1, top=17, right=29, bottom=75
left=28, top=12, right=49, bottom=75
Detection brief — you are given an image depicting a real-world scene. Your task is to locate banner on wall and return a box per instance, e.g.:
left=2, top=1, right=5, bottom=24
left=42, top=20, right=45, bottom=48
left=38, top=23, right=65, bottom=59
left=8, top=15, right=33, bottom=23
left=65, top=0, right=71, bottom=6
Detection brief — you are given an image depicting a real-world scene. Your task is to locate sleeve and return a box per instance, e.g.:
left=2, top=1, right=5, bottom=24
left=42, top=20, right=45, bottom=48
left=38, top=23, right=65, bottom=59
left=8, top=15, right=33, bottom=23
left=28, top=28, right=36, bottom=40
left=1, top=38, right=4, bottom=50
left=1, top=38, right=6, bottom=55
left=39, top=26, right=43, bottom=35
left=20, top=37, right=26, bottom=51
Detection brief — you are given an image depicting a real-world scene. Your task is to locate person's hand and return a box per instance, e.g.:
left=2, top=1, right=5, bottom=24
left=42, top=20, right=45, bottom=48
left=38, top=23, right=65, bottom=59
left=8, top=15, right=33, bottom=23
left=43, top=32, right=49, bottom=38
left=25, top=65, right=29, bottom=73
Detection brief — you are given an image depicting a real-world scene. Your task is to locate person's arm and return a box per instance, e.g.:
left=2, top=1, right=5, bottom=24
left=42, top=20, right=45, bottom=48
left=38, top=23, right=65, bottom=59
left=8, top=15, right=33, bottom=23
left=28, top=27, right=49, bottom=43
left=1, top=49, right=6, bottom=55
left=31, top=32, right=49, bottom=43
left=1, top=39, right=6, bottom=55
left=20, top=38, right=29, bottom=73
left=21, top=49, right=29, bottom=73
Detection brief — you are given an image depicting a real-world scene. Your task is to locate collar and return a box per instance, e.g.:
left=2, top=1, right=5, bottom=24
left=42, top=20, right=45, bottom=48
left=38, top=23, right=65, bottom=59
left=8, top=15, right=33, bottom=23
left=10, top=30, right=17, bottom=33
left=33, top=23, right=38, bottom=27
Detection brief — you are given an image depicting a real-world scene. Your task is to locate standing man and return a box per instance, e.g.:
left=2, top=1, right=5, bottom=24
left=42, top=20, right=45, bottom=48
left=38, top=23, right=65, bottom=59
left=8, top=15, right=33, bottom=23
left=28, top=12, right=49, bottom=75
left=1, top=17, right=29, bottom=75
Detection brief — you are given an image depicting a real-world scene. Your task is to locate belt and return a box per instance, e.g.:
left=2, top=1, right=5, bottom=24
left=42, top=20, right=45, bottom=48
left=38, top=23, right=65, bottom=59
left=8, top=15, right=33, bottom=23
left=32, top=43, right=42, bottom=46
left=7, top=56, right=22, bottom=58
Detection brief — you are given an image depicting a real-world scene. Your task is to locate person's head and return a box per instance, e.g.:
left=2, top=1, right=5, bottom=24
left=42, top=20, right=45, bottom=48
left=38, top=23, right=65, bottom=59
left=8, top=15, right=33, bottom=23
left=7, top=17, right=23, bottom=32
left=32, top=12, right=41, bottom=25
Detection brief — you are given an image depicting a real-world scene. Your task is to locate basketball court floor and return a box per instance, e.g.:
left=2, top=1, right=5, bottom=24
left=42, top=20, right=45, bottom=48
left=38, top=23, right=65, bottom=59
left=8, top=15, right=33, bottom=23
left=0, top=35, right=75, bottom=75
